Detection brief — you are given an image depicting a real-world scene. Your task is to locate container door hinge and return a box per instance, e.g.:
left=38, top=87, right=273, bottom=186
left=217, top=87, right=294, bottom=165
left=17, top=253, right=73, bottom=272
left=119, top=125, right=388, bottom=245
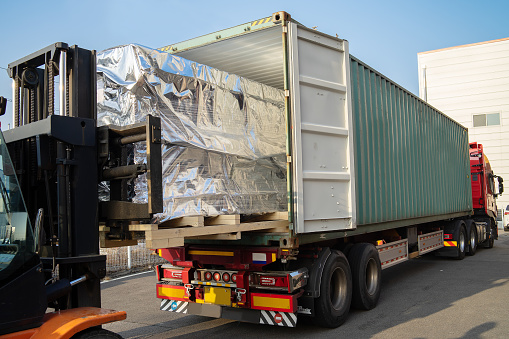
left=284, top=89, right=290, bottom=97
left=152, top=125, right=162, bottom=143
left=287, top=155, right=292, bottom=163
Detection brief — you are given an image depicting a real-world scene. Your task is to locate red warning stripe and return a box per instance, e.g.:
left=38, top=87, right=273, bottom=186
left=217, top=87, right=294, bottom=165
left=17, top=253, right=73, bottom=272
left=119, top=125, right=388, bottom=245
left=378, top=243, right=405, bottom=252
left=421, top=243, right=441, bottom=251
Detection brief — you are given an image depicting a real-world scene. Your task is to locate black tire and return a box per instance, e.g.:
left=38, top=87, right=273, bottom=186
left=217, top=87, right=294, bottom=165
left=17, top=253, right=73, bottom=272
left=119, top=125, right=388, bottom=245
left=483, top=220, right=496, bottom=248
left=455, top=224, right=466, bottom=260
left=339, top=242, right=354, bottom=257
left=466, top=220, right=477, bottom=256
left=348, top=243, right=382, bottom=310
left=71, top=328, right=123, bottom=339
left=313, top=250, right=352, bottom=328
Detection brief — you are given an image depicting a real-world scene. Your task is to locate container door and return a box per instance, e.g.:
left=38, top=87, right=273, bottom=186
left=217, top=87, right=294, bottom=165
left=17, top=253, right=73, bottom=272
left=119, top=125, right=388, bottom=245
left=287, top=23, right=355, bottom=234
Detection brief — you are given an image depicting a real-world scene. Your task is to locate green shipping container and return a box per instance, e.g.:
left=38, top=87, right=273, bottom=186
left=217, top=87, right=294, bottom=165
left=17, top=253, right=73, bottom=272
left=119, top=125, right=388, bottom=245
left=161, top=12, right=472, bottom=242
left=350, top=56, right=472, bottom=230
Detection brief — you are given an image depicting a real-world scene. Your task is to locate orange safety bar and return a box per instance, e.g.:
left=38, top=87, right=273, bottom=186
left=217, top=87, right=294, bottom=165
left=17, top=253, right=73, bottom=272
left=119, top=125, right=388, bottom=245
left=1, top=307, right=126, bottom=339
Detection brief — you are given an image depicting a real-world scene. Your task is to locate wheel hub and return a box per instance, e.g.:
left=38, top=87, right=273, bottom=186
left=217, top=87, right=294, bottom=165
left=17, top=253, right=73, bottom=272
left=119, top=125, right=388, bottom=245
left=365, top=258, right=379, bottom=296
left=330, top=267, right=348, bottom=310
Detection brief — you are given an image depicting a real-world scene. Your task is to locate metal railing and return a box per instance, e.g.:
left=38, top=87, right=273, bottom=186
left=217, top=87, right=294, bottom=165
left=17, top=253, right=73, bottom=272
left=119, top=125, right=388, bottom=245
left=100, top=240, right=167, bottom=275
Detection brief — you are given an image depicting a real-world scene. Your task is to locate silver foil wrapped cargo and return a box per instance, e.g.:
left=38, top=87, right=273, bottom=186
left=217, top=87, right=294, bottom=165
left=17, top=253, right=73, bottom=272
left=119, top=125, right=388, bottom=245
left=96, top=44, right=287, bottom=222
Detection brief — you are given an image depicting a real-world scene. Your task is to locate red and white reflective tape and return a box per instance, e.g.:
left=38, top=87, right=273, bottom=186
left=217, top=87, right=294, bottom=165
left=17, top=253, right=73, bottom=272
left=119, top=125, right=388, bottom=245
left=378, top=242, right=405, bottom=253
left=381, top=254, right=407, bottom=266
left=421, top=243, right=441, bottom=252
left=259, top=310, right=297, bottom=327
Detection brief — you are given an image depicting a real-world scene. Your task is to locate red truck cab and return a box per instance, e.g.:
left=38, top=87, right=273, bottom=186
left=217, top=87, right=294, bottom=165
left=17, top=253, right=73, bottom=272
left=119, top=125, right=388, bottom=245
left=469, top=142, right=503, bottom=219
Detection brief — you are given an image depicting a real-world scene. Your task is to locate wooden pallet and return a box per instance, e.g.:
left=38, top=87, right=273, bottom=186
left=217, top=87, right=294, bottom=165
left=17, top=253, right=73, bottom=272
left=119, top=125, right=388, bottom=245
left=99, top=212, right=289, bottom=249
left=99, top=226, right=138, bottom=248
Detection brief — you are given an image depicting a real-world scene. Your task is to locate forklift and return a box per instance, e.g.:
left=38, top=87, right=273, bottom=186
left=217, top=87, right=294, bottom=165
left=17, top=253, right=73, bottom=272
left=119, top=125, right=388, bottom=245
left=0, top=43, right=162, bottom=338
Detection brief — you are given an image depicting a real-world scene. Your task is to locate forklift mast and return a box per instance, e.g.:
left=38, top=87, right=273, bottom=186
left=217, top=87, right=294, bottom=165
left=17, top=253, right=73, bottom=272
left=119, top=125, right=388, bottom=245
left=0, top=42, right=162, bottom=334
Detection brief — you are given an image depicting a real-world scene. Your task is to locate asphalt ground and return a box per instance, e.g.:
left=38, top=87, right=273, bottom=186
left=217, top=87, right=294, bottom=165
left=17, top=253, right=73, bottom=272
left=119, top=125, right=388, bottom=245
left=102, top=230, right=509, bottom=338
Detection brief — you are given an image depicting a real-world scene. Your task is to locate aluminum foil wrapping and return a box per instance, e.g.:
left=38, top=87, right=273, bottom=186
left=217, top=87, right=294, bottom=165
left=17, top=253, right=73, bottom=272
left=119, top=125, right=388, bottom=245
left=96, top=44, right=287, bottom=222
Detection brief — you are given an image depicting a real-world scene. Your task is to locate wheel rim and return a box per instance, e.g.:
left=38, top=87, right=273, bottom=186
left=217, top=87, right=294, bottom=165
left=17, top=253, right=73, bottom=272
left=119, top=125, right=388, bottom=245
left=470, top=229, right=476, bottom=249
left=365, top=258, right=379, bottom=296
left=459, top=230, right=465, bottom=252
left=330, top=267, right=348, bottom=310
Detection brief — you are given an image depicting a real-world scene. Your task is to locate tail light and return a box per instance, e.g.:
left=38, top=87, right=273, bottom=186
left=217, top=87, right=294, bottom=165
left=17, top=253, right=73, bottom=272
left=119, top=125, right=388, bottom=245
left=171, top=271, right=182, bottom=279
left=252, top=268, right=308, bottom=292
left=193, top=269, right=239, bottom=285
left=156, top=265, right=162, bottom=281
left=162, top=267, right=184, bottom=281
left=259, top=276, right=287, bottom=287
left=444, top=234, right=453, bottom=240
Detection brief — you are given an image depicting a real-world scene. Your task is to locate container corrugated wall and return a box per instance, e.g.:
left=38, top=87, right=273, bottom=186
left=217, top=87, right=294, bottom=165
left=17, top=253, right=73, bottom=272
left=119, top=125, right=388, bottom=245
left=350, top=56, right=472, bottom=226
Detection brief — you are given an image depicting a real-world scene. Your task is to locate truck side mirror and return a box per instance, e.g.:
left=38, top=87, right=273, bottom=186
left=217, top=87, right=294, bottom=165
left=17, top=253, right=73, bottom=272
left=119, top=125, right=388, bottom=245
left=494, top=175, right=504, bottom=197
left=0, top=96, right=6, bottom=116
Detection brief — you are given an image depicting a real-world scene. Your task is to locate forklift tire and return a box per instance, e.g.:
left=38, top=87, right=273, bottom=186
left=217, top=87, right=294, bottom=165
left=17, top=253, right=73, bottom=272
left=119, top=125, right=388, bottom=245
left=71, top=328, right=123, bottom=339
left=313, top=250, right=352, bottom=328
left=455, top=224, right=466, bottom=260
left=348, top=243, right=381, bottom=310
left=466, top=220, right=477, bottom=256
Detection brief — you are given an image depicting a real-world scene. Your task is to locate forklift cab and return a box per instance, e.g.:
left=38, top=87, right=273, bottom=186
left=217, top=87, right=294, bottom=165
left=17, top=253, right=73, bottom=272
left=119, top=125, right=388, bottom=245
left=0, top=130, right=34, bottom=275
left=0, top=128, right=47, bottom=334
left=0, top=97, right=38, bottom=288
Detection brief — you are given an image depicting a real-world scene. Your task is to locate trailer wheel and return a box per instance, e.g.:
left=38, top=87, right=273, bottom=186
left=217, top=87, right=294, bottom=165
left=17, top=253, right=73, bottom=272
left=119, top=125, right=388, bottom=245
left=339, top=242, right=354, bottom=257
left=348, top=243, right=382, bottom=310
left=466, top=220, right=477, bottom=256
left=455, top=224, right=466, bottom=260
left=313, top=250, right=352, bottom=328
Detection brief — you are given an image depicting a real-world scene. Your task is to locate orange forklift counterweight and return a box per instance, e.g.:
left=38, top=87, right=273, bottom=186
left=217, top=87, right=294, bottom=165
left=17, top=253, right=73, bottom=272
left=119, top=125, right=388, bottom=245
left=0, top=307, right=126, bottom=339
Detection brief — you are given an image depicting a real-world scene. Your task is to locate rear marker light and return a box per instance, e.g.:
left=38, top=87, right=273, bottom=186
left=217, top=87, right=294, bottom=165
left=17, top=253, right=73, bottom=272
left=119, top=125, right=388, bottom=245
left=204, top=272, right=212, bottom=281
left=213, top=272, right=221, bottom=282
left=258, top=275, right=288, bottom=288
left=260, top=277, right=276, bottom=286
left=232, top=274, right=237, bottom=283
left=222, top=272, right=230, bottom=282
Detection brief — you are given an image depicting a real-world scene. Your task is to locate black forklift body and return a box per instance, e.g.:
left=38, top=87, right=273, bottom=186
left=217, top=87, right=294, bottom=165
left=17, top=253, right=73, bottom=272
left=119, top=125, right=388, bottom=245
left=0, top=42, right=162, bottom=334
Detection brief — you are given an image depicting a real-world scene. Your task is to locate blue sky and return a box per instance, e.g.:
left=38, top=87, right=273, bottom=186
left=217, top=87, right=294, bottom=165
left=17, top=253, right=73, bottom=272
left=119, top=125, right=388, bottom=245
left=0, top=0, right=507, bottom=128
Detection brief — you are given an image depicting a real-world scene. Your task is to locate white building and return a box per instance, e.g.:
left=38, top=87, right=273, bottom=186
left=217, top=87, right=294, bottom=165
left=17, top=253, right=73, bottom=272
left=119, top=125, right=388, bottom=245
left=418, top=38, right=509, bottom=213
